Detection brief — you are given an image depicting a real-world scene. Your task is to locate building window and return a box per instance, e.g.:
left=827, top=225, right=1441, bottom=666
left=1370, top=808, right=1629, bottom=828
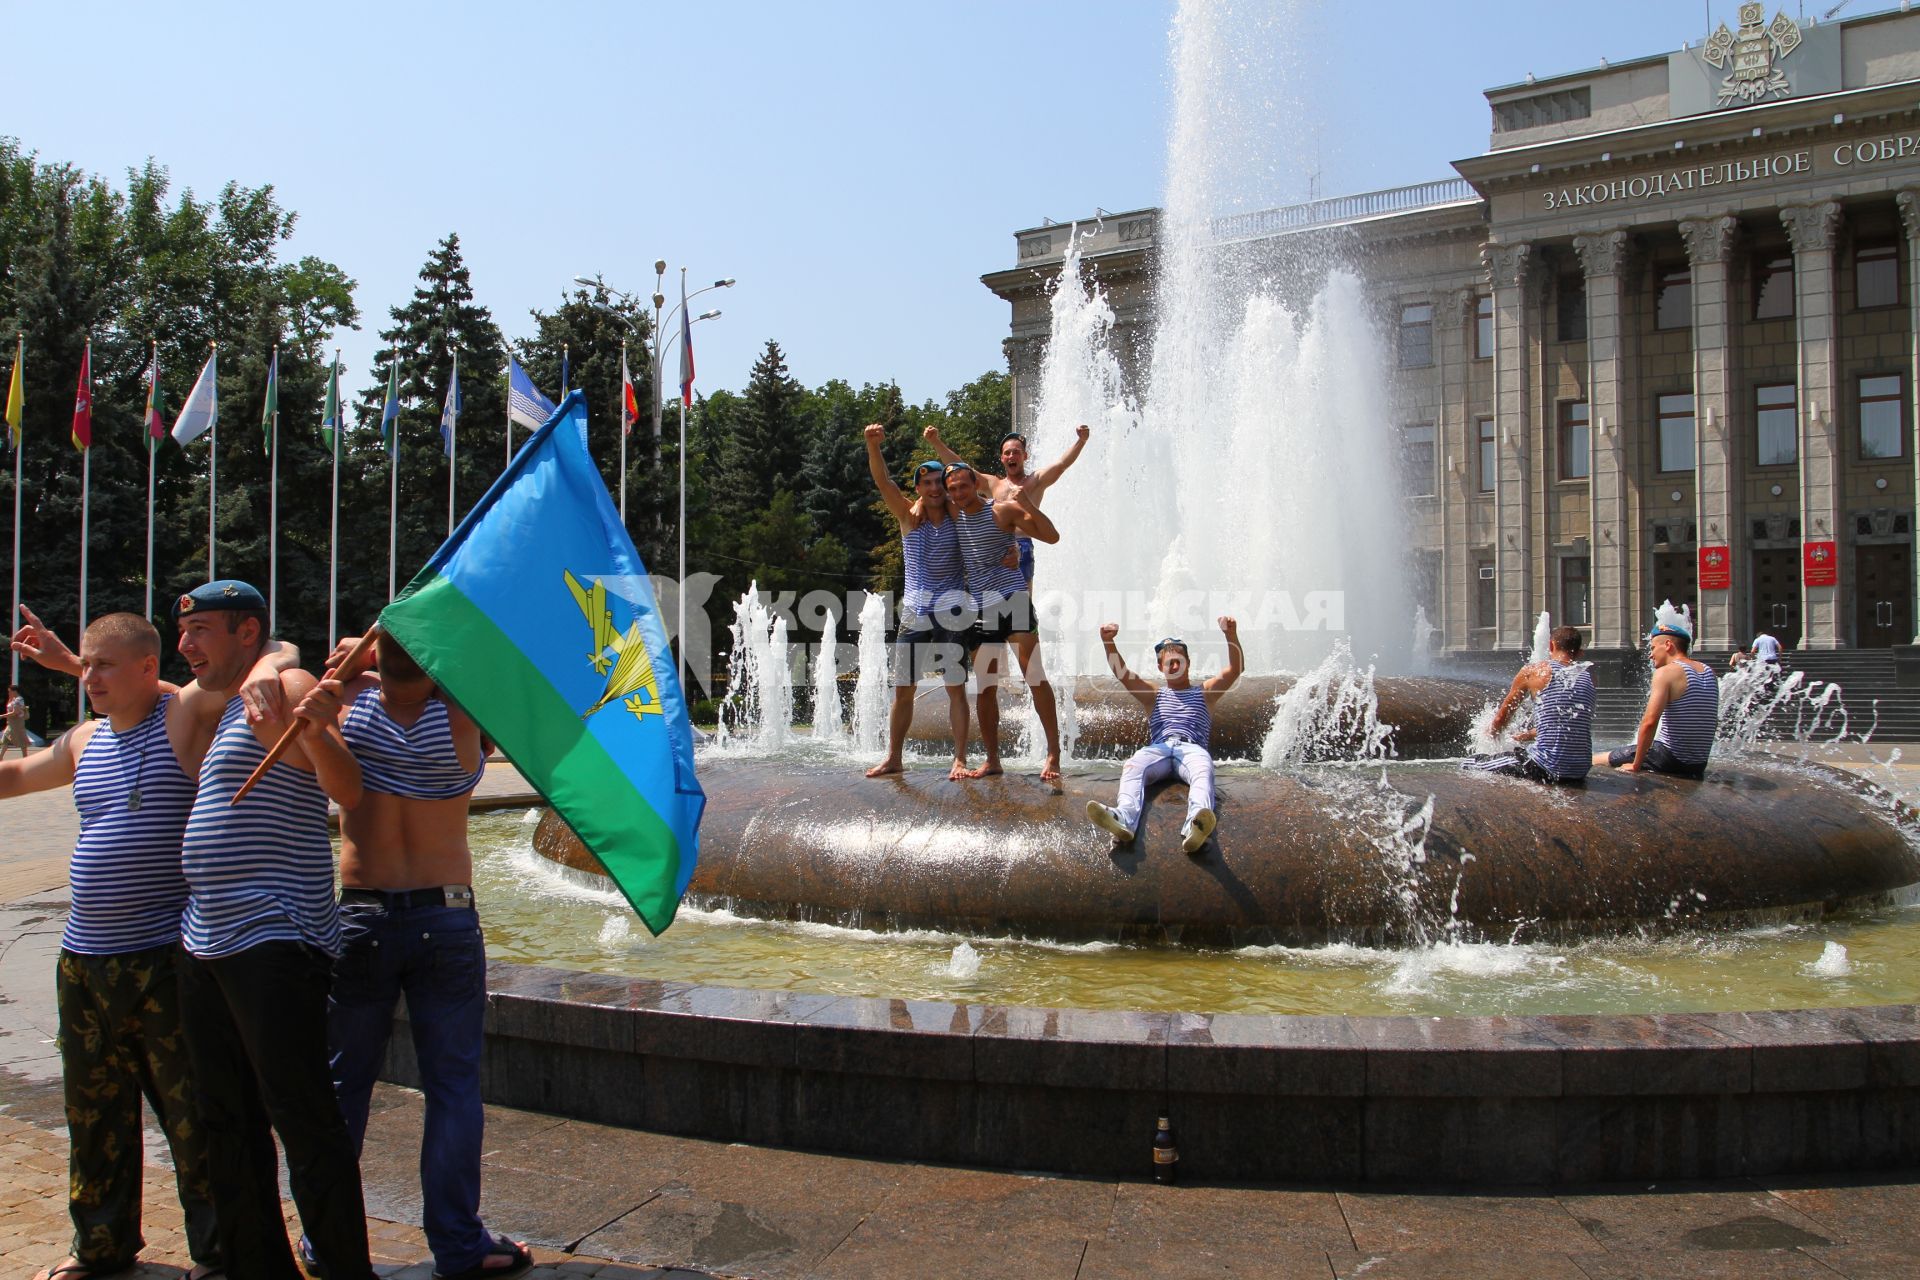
left=1558, top=400, right=1590, bottom=480
left=1477, top=416, right=1495, bottom=493
left=1860, top=373, right=1904, bottom=460
left=1657, top=392, right=1696, bottom=473
left=1561, top=557, right=1591, bottom=627
left=1753, top=253, right=1795, bottom=320
left=1756, top=382, right=1797, bottom=467
left=1476, top=558, right=1497, bottom=629
left=1398, top=303, right=1433, bottom=368
left=1474, top=294, right=1493, bottom=359
left=1557, top=275, right=1587, bottom=342
left=1401, top=423, right=1435, bottom=496
left=1654, top=264, right=1692, bottom=331
left=1857, top=242, right=1899, bottom=309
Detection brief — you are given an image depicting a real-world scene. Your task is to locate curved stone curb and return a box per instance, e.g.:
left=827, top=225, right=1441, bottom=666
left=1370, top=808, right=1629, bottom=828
left=378, top=960, right=1920, bottom=1185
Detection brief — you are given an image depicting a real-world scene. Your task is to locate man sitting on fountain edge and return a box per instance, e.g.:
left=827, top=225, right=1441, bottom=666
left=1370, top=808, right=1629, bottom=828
left=1087, top=617, right=1242, bottom=853
left=1592, top=602, right=1719, bottom=779
left=1467, top=624, right=1595, bottom=784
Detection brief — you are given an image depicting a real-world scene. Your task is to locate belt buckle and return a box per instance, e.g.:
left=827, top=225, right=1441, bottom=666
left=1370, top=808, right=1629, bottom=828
left=441, top=885, right=474, bottom=908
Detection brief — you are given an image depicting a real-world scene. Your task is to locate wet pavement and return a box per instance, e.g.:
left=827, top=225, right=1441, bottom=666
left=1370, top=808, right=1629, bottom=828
left=3, top=754, right=1919, bottom=1277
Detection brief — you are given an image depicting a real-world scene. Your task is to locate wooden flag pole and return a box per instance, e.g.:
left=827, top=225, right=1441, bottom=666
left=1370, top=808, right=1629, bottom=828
left=229, top=625, right=381, bottom=805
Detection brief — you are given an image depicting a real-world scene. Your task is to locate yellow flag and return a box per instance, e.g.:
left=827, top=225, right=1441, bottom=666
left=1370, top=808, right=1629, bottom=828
left=4, top=337, right=21, bottom=451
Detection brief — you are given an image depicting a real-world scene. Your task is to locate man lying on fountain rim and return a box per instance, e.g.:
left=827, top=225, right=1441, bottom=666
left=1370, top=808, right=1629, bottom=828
left=1592, top=604, right=1719, bottom=779
left=1465, top=624, right=1595, bottom=785
left=1087, top=617, right=1242, bottom=854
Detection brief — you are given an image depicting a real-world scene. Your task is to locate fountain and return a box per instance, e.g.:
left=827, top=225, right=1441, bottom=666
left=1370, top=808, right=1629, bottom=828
left=430, top=0, right=1920, bottom=1185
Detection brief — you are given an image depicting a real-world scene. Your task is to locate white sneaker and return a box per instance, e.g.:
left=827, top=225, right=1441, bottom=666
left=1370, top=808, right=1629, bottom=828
left=1181, top=808, right=1216, bottom=854
left=1087, top=801, right=1134, bottom=843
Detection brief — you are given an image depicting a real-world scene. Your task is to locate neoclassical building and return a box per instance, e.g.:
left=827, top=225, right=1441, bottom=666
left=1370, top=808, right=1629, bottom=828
left=984, top=4, right=1920, bottom=666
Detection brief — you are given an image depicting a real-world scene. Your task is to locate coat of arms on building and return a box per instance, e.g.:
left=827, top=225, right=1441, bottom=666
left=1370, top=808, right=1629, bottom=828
left=1702, top=4, right=1803, bottom=106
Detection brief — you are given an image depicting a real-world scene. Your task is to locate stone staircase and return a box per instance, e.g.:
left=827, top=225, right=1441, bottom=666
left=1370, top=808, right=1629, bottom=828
left=1590, top=649, right=1920, bottom=743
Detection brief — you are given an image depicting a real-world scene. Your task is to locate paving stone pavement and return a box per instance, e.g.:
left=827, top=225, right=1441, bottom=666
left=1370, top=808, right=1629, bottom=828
left=5, top=758, right=1920, bottom=1276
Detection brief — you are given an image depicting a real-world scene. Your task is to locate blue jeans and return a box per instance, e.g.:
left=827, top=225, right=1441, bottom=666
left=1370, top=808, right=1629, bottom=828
left=327, top=897, right=491, bottom=1274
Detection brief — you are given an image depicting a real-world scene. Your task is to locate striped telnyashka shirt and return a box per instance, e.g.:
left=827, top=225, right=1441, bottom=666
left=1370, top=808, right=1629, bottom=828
left=1149, top=685, right=1213, bottom=749
left=64, top=694, right=195, bottom=954
left=1654, top=661, right=1719, bottom=766
left=952, top=500, right=1026, bottom=608
left=181, top=698, right=340, bottom=959
left=340, top=689, right=483, bottom=800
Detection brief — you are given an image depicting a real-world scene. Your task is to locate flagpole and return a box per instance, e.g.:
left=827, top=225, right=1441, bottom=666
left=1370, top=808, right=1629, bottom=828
left=328, top=351, right=340, bottom=650
left=677, top=269, right=688, bottom=690
left=268, top=346, right=279, bottom=634
left=207, top=342, right=217, bottom=581
left=10, top=334, right=23, bottom=686
left=447, top=352, right=458, bottom=536
left=503, top=359, right=511, bottom=468
left=388, top=415, right=399, bottom=602
left=144, top=341, right=157, bottom=621
left=77, top=337, right=90, bottom=723
left=619, top=340, right=629, bottom=525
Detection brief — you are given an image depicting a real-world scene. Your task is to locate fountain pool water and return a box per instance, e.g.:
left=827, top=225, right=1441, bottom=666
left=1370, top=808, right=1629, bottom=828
left=473, top=798, right=1920, bottom=1018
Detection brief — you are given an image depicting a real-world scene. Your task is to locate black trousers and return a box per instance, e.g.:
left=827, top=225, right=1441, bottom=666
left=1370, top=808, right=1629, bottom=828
left=177, top=941, right=374, bottom=1280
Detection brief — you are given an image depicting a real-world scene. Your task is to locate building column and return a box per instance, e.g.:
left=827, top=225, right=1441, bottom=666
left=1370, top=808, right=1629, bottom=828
left=1897, top=189, right=1920, bottom=642
left=1574, top=229, right=1640, bottom=650
left=1485, top=241, right=1534, bottom=649
left=1003, top=336, right=1045, bottom=437
left=1680, top=214, right=1743, bottom=652
left=1781, top=200, right=1846, bottom=648
left=1438, top=286, right=1477, bottom=651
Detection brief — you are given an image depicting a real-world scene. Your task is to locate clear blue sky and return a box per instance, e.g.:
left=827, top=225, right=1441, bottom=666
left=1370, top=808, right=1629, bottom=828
left=5, top=1, right=1857, bottom=406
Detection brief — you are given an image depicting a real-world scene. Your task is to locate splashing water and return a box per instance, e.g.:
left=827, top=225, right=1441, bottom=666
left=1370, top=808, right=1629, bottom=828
left=944, top=941, right=982, bottom=979
left=1260, top=641, right=1395, bottom=766
left=812, top=612, right=845, bottom=747
left=714, top=584, right=793, bottom=753
left=1411, top=606, right=1437, bottom=675
left=1806, top=940, right=1852, bottom=978
left=1528, top=611, right=1553, bottom=664
left=850, top=592, right=891, bottom=759
left=1028, top=0, right=1405, bottom=677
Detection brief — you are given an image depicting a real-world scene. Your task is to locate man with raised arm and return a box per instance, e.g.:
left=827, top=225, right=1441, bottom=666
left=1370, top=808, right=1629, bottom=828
left=943, top=463, right=1062, bottom=780
left=5, top=604, right=300, bottom=1280
left=863, top=424, right=971, bottom=779
left=924, top=422, right=1089, bottom=586
left=1087, top=617, right=1242, bottom=854
left=167, top=580, right=378, bottom=1280
left=293, top=629, right=531, bottom=1279
left=1468, top=624, right=1595, bottom=785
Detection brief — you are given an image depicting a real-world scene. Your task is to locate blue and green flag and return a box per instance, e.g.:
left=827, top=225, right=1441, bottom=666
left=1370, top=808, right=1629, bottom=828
left=378, top=390, right=704, bottom=932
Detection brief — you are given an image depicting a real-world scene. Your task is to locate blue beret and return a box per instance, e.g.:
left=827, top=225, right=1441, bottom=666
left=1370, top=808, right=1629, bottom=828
left=172, top=580, right=267, bottom=621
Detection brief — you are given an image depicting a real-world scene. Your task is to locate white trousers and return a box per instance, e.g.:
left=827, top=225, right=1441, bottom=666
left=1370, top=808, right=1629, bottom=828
left=1113, top=740, right=1215, bottom=831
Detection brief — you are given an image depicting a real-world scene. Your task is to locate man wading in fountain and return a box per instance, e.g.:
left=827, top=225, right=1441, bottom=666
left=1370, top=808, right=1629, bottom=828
left=1087, top=617, right=1242, bottom=853
left=299, top=630, right=533, bottom=1279
left=924, top=423, right=1089, bottom=587
left=1467, top=624, right=1595, bottom=784
left=1593, top=602, right=1720, bottom=779
left=944, top=463, right=1063, bottom=779
left=862, top=424, right=972, bottom=779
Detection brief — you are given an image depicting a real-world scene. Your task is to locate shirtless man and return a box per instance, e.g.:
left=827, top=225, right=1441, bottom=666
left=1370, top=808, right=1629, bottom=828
left=944, top=463, right=1062, bottom=779
left=863, top=424, right=970, bottom=779
left=6, top=604, right=298, bottom=1280
left=925, top=423, right=1089, bottom=586
left=301, top=630, right=532, bottom=1278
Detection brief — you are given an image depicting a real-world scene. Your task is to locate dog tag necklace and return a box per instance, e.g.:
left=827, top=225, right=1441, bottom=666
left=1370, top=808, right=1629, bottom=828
left=122, top=706, right=155, bottom=813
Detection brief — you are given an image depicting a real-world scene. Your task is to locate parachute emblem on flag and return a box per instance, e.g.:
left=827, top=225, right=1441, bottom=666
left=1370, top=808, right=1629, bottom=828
left=564, top=570, right=664, bottom=721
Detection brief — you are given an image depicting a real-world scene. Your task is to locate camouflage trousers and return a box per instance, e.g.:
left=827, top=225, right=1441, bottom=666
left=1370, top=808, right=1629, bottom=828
left=56, top=944, right=220, bottom=1271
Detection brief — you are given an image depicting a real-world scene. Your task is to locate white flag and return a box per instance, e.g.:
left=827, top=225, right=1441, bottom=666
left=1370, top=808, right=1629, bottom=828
left=171, top=348, right=218, bottom=445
